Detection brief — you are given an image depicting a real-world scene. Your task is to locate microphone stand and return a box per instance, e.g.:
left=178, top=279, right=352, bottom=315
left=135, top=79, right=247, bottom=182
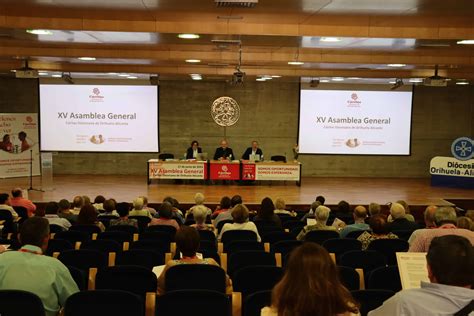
left=28, top=149, right=44, bottom=192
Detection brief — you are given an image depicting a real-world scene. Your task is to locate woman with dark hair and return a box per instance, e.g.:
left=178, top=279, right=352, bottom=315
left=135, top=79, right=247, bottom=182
left=186, top=140, right=202, bottom=159
left=357, top=214, right=398, bottom=250
left=262, top=243, right=359, bottom=316
left=254, top=197, right=282, bottom=228
left=149, top=202, right=180, bottom=231
left=92, top=195, right=106, bottom=212
left=157, top=226, right=231, bottom=294
left=98, top=199, right=119, bottom=217
left=77, top=204, right=105, bottom=232
left=110, top=202, right=138, bottom=228
left=211, top=196, right=232, bottom=219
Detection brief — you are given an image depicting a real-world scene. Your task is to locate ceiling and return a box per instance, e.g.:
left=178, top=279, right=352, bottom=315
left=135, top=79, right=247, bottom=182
left=0, top=0, right=473, bottom=83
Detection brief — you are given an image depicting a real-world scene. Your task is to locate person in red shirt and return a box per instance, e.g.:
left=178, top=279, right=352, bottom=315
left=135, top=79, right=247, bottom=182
left=10, top=188, right=36, bottom=217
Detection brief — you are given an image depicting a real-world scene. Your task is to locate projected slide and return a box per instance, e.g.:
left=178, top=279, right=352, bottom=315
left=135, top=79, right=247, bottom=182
left=298, top=89, right=412, bottom=155
left=40, top=85, right=159, bottom=152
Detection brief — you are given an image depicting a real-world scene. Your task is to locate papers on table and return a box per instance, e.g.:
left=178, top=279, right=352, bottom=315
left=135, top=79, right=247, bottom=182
left=396, top=252, right=430, bottom=290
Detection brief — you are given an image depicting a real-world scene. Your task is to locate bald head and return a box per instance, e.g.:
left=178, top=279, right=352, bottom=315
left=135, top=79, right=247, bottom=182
left=424, top=205, right=438, bottom=228
left=353, top=205, right=368, bottom=222
left=390, top=202, right=406, bottom=220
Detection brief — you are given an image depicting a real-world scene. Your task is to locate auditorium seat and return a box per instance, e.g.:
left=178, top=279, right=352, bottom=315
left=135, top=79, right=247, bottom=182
left=64, top=289, right=144, bottom=316
left=261, top=231, right=295, bottom=244
left=158, top=153, right=174, bottom=160
left=0, top=289, right=45, bottom=316
left=243, top=290, right=272, bottom=316
left=97, top=215, right=120, bottom=228
left=130, top=239, right=171, bottom=253
left=140, top=231, right=174, bottom=246
left=304, top=230, right=340, bottom=244
left=49, top=224, right=66, bottom=234
left=224, top=240, right=265, bottom=255
left=67, top=265, right=87, bottom=291
left=367, top=239, right=409, bottom=265
left=54, top=231, right=90, bottom=249
left=128, top=216, right=151, bottom=232
left=391, top=230, right=415, bottom=241
left=116, top=249, right=165, bottom=269
left=282, top=219, right=305, bottom=231
left=216, top=219, right=234, bottom=234
left=323, top=238, right=362, bottom=262
left=69, top=224, right=102, bottom=238
left=367, top=265, right=402, bottom=292
left=98, top=231, right=135, bottom=251
left=198, top=230, right=217, bottom=244
left=0, top=210, right=17, bottom=238
left=145, top=225, right=176, bottom=238
left=80, top=239, right=122, bottom=266
left=289, top=226, right=304, bottom=238
left=227, top=251, right=277, bottom=278
left=339, top=251, right=387, bottom=283
left=345, top=230, right=370, bottom=239
left=46, top=238, right=74, bottom=256
left=270, top=240, right=302, bottom=266
left=155, top=289, right=231, bottom=316
left=106, top=224, right=139, bottom=235
left=351, top=289, right=395, bottom=316
left=58, top=249, right=108, bottom=290
left=165, top=264, right=227, bottom=293
left=233, top=266, right=283, bottom=299
left=221, top=230, right=258, bottom=245
left=12, top=206, right=28, bottom=224
left=338, top=266, right=363, bottom=291
left=199, top=240, right=218, bottom=252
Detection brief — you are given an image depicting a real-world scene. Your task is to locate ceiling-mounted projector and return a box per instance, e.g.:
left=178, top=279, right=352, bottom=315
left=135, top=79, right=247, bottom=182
left=15, top=60, right=38, bottom=78
left=423, top=65, right=447, bottom=87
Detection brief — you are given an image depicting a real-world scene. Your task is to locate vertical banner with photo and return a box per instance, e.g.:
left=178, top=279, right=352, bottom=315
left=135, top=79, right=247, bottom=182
left=0, top=113, right=41, bottom=178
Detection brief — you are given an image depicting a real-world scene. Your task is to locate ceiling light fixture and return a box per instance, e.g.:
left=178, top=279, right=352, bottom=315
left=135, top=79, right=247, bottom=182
left=178, top=34, right=200, bottom=39
left=256, top=78, right=266, bottom=81
left=320, top=37, right=341, bottom=42
left=38, top=72, right=49, bottom=76
left=387, top=64, right=406, bottom=67
left=190, top=74, right=202, bottom=80
left=348, top=77, right=361, bottom=80
left=77, top=57, right=96, bottom=61
left=331, top=77, right=344, bottom=81
left=456, top=81, right=469, bottom=85
left=51, top=74, right=62, bottom=78
left=320, top=79, right=330, bottom=83
left=456, top=40, right=474, bottom=45
left=118, top=74, right=129, bottom=77
left=271, top=75, right=282, bottom=78
left=288, top=61, right=304, bottom=65
left=185, top=59, right=201, bottom=63
left=409, top=78, right=423, bottom=83
left=127, top=76, right=138, bottom=79
left=26, top=29, right=52, bottom=35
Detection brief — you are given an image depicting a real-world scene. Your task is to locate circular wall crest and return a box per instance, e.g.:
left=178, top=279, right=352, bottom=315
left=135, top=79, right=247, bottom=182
left=211, top=96, right=240, bottom=127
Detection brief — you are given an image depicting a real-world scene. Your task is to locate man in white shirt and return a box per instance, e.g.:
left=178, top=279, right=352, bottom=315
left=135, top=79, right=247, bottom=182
left=0, top=193, right=18, bottom=218
left=369, top=235, right=474, bottom=316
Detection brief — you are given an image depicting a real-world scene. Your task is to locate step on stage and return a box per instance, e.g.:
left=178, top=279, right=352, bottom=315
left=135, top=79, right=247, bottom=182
left=0, top=175, right=472, bottom=207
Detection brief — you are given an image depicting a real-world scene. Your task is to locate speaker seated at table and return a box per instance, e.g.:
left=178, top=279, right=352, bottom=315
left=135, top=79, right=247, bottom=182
left=242, top=141, right=263, bottom=161
left=186, top=140, right=202, bottom=159
left=213, top=140, right=234, bottom=161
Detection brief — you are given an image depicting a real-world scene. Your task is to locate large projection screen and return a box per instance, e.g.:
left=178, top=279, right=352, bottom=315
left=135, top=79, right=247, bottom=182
left=298, top=88, right=413, bottom=155
left=39, top=84, right=159, bottom=153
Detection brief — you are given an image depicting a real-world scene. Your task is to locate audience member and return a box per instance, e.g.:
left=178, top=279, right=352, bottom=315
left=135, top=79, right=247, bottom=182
left=10, top=188, right=36, bottom=217
left=261, top=243, right=359, bottom=316
left=230, top=195, right=243, bottom=208
left=211, top=196, right=232, bottom=219
left=71, top=196, right=84, bottom=215
left=409, top=207, right=474, bottom=252
left=0, top=217, right=79, bottom=316
left=213, top=196, right=233, bottom=226
left=423, top=205, right=438, bottom=228
left=157, top=226, right=231, bottom=294
left=297, top=205, right=338, bottom=241
left=457, top=216, right=473, bottom=231
left=315, top=195, right=326, bottom=205
left=110, top=202, right=138, bottom=228
left=57, top=199, right=77, bottom=224
left=368, top=202, right=381, bottom=216
left=395, top=200, right=415, bottom=222
left=77, top=204, right=105, bottom=232
left=0, top=193, right=18, bottom=219
left=357, top=214, right=398, bottom=250
left=340, top=205, right=369, bottom=238
left=331, top=200, right=354, bottom=225
left=190, top=205, right=214, bottom=232
left=186, top=193, right=211, bottom=217
left=92, top=195, right=106, bottom=212
left=82, top=195, right=91, bottom=205
left=388, top=202, right=418, bottom=232
left=466, top=210, right=474, bottom=222
left=162, top=196, right=184, bottom=224
left=98, top=199, right=119, bottom=217
left=369, top=235, right=474, bottom=316
left=273, top=197, right=295, bottom=216
left=149, top=201, right=180, bottom=231
left=254, top=197, right=282, bottom=228
left=218, top=204, right=261, bottom=242
left=140, top=196, right=157, bottom=216
left=129, top=197, right=152, bottom=218
left=301, top=201, right=321, bottom=222
left=44, top=201, right=71, bottom=231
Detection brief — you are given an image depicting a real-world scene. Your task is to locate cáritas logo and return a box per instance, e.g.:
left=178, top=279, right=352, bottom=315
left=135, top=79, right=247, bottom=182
left=89, top=87, right=104, bottom=102
left=347, top=92, right=361, bottom=107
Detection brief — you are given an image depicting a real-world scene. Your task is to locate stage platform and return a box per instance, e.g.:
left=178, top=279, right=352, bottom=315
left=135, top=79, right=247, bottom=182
left=0, top=175, right=472, bottom=207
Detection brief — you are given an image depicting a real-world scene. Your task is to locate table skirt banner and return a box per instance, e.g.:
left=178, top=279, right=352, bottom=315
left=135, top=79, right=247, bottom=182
left=148, top=160, right=207, bottom=180
left=209, top=162, right=240, bottom=180
left=241, top=163, right=256, bottom=180
left=255, top=163, right=301, bottom=181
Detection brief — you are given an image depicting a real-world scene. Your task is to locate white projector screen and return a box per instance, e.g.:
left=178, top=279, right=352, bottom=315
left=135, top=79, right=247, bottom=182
left=298, top=89, right=412, bottom=155
left=39, top=84, right=159, bottom=152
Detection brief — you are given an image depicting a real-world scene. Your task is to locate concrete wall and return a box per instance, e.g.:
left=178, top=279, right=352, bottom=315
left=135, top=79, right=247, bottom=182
left=1, top=78, right=473, bottom=177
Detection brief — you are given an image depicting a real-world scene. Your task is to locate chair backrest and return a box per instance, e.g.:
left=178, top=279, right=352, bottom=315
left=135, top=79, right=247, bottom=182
left=221, top=230, right=258, bottom=244
left=289, top=226, right=304, bottom=238
left=243, top=290, right=272, bottom=316
left=145, top=225, right=176, bottom=238
left=338, top=266, right=361, bottom=291
left=128, top=216, right=151, bottom=232
left=159, top=153, right=175, bottom=160
left=199, top=240, right=218, bottom=252
left=0, top=289, right=45, bottom=316
left=130, top=239, right=170, bottom=253
left=216, top=220, right=233, bottom=234
left=55, top=230, right=91, bottom=243
left=0, top=210, right=15, bottom=236
left=155, top=290, right=231, bottom=316
left=350, top=289, right=395, bottom=316
left=0, top=238, right=20, bottom=250
left=46, top=238, right=74, bottom=256
left=339, top=250, right=387, bottom=275
left=116, top=249, right=164, bottom=269
left=80, top=239, right=122, bottom=254
left=261, top=231, right=295, bottom=244
left=70, top=225, right=102, bottom=235
left=64, top=289, right=144, bottom=316
left=165, top=264, right=227, bottom=293
left=270, top=155, right=286, bottom=162
left=254, top=220, right=283, bottom=234
left=224, top=240, right=264, bottom=255
left=345, top=230, right=370, bottom=239
left=140, top=231, right=173, bottom=245
left=67, top=265, right=87, bottom=291
left=106, top=224, right=139, bottom=235
left=323, top=238, right=362, bottom=259
left=367, top=239, right=409, bottom=265
left=367, top=265, right=402, bottom=292
left=228, top=251, right=276, bottom=277
left=391, top=230, right=415, bottom=241
left=95, top=266, right=157, bottom=299
left=283, top=220, right=305, bottom=230
left=198, top=230, right=217, bottom=243
left=233, top=266, right=283, bottom=298
left=304, top=230, right=340, bottom=244
left=49, top=224, right=66, bottom=233
left=12, top=206, right=28, bottom=218
left=98, top=231, right=133, bottom=243
left=58, top=249, right=108, bottom=272
left=270, top=240, right=302, bottom=258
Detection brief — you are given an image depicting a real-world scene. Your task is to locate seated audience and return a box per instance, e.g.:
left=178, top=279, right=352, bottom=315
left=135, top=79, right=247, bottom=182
left=0, top=193, right=18, bottom=219
left=340, top=205, right=369, bottom=238
left=218, top=204, right=261, bottom=242
left=407, top=205, right=438, bottom=244
left=77, top=204, right=105, bottom=232
left=190, top=205, right=214, bottom=232
left=369, top=235, right=474, bottom=316
left=331, top=200, right=354, bottom=225
left=409, top=207, right=474, bottom=252
left=466, top=210, right=474, bottom=222
left=157, top=226, right=231, bottom=295
left=368, top=202, right=381, bottom=217
left=129, top=197, right=152, bottom=218
left=261, top=242, right=359, bottom=316
left=186, top=193, right=212, bottom=218
left=82, top=195, right=91, bottom=205
left=214, top=195, right=242, bottom=227
left=10, top=187, right=36, bottom=217
left=110, top=202, right=138, bottom=228
left=297, top=205, right=338, bottom=241
left=140, top=196, right=157, bottom=216
left=149, top=201, right=180, bottom=231
left=44, top=201, right=71, bottom=231
left=71, top=196, right=84, bottom=215
left=388, top=202, right=419, bottom=232
left=57, top=199, right=77, bottom=224
left=357, top=214, right=398, bottom=250
left=395, top=200, right=415, bottom=222
left=92, top=195, right=106, bottom=212
left=301, top=201, right=321, bottom=222
left=0, top=217, right=79, bottom=316
left=98, top=199, right=119, bottom=217
left=254, top=197, right=282, bottom=228
left=457, top=216, right=473, bottom=231
left=211, top=196, right=232, bottom=219
left=163, top=196, right=184, bottom=224
left=273, top=197, right=295, bottom=216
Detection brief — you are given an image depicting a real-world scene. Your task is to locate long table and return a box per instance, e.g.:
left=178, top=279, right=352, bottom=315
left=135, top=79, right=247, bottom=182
left=147, top=159, right=301, bottom=185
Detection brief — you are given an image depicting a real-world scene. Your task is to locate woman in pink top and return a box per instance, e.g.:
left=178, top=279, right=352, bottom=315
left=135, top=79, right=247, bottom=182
left=149, top=201, right=180, bottom=231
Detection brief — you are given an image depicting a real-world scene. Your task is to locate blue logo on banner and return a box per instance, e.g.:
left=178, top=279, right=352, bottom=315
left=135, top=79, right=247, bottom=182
left=451, top=137, right=474, bottom=161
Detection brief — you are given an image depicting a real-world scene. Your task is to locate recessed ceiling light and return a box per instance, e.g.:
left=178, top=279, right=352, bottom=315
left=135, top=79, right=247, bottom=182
left=51, top=74, right=62, bottom=78
left=457, top=40, right=474, bottom=45
left=256, top=78, right=266, bottom=81
left=387, top=64, right=406, bottom=67
left=320, top=79, right=330, bottom=83
left=331, top=77, right=344, bottom=81
left=118, top=74, right=129, bottom=77
left=409, top=78, right=423, bottom=83
left=456, top=81, right=469, bottom=85
left=107, top=72, right=118, bottom=75
left=185, top=59, right=201, bottom=63
left=26, top=29, right=52, bottom=35
left=271, top=75, right=282, bottom=78
left=77, top=57, right=96, bottom=61
left=388, top=80, right=397, bottom=84
left=190, top=74, right=202, bottom=80
left=10, top=70, right=16, bottom=73
left=288, top=61, right=304, bottom=65
left=261, top=75, right=272, bottom=80
left=38, top=72, right=49, bottom=76
left=348, top=77, right=361, bottom=80
left=127, top=76, right=138, bottom=79
left=320, top=37, right=341, bottom=42
left=178, top=34, right=200, bottom=39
